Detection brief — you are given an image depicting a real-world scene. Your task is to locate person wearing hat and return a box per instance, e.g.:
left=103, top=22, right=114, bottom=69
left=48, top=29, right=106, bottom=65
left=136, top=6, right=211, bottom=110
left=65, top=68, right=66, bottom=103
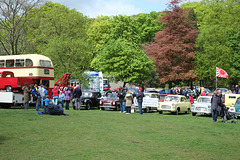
left=22, top=83, right=31, bottom=110
left=136, top=88, right=144, bottom=114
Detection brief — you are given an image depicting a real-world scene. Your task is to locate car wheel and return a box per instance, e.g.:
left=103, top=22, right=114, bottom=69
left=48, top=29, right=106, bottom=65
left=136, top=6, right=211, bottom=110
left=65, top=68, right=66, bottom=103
left=175, top=108, right=179, bottom=115
left=101, top=107, right=105, bottom=110
left=159, top=111, right=163, bottom=114
left=86, top=103, right=91, bottom=110
left=192, top=112, right=196, bottom=116
left=115, top=105, right=119, bottom=111
left=5, top=86, right=12, bottom=92
left=145, top=107, right=150, bottom=113
left=185, top=108, right=190, bottom=114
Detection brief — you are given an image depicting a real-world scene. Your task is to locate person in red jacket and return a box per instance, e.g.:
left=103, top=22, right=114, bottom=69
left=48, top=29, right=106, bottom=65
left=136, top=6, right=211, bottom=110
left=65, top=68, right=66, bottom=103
left=51, top=85, right=59, bottom=105
left=189, top=92, right=194, bottom=104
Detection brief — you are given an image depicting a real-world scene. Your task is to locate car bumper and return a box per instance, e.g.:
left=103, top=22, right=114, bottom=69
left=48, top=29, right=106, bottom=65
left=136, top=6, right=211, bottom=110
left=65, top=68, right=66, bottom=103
left=158, top=109, right=176, bottom=112
left=100, top=105, right=117, bottom=108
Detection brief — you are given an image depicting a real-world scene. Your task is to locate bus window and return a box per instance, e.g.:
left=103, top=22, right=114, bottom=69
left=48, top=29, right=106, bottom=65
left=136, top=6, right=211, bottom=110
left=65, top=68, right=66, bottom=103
left=6, top=59, right=14, bottom=67
left=0, top=60, right=4, bottom=67
left=15, top=59, right=24, bottom=67
left=40, top=60, right=51, bottom=67
left=26, top=59, right=33, bottom=67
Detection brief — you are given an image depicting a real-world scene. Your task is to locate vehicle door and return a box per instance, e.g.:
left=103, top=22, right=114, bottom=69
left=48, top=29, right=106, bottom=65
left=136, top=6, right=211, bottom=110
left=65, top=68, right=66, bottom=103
left=180, top=97, right=187, bottom=112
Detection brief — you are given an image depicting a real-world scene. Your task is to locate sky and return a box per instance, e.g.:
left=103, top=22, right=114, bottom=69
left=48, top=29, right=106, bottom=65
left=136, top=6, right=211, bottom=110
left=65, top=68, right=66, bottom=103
left=50, top=0, right=195, bottom=18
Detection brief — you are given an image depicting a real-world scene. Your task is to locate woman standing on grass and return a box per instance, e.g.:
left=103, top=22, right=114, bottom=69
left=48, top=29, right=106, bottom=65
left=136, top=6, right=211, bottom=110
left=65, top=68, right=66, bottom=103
left=64, top=87, right=71, bottom=110
left=125, top=91, right=133, bottom=114
left=22, top=83, right=31, bottom=110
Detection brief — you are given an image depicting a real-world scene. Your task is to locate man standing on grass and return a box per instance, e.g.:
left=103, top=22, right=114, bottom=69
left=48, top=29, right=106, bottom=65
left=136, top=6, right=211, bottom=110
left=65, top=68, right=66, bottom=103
left=137, top=88, right=144, bottom=115
left=73, top=85, right=82, bottom=110
left=211, top=90, right=221, bottom=122
left=117, top=86, right=126, bottom=113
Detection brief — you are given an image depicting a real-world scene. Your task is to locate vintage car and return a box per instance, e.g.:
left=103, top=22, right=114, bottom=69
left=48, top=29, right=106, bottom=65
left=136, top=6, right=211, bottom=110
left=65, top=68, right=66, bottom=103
left=217, top=88, right=228, bottom=95
left=229, top=97, right=240, bottom=117
left=142, top=92, right=159, bottom=113
left=157, top=95, right=191, bottom=115
left=78, top=91, right=101, bottom=110
left=99, top=93, right=119, bottom=110
left=224, top=94, right=240, bottom=108
left=191, top=96, right=212, bottom=116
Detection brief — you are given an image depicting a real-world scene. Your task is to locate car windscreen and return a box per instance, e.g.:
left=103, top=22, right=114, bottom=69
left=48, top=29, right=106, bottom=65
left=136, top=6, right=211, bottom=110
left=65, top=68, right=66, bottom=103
left=235, top=98, right=240, bottom=105
left=107, top=94, right=118, bottom=99
left=165, top=96, right=180, bottom=102
left=82, top=92, right=92, bottom=97
left=160, top=95, right=167, bottom=100
left=144, top=94, right=151, bottom=98
left=220, top=88, right=228, bottom=93
left=197, top=97, right=211, bottom=103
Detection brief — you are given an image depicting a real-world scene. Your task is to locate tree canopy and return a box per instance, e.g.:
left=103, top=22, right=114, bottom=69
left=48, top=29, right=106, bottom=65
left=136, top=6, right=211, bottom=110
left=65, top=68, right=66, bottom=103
left=145, top=0, right=199, bottom=86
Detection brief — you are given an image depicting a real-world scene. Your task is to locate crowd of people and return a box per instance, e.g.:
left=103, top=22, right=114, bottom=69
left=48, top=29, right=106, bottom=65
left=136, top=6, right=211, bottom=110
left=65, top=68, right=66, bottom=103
left=21, top=83, right=82, bottom=113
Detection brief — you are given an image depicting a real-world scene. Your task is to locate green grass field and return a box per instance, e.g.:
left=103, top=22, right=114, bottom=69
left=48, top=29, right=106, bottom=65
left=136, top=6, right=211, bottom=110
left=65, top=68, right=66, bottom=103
left=1, top=107, right=240, bottom=160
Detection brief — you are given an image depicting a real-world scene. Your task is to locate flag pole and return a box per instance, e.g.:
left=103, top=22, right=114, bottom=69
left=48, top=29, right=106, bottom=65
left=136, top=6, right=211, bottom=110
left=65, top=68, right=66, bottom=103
left=216, top=77, right=217, bottom=89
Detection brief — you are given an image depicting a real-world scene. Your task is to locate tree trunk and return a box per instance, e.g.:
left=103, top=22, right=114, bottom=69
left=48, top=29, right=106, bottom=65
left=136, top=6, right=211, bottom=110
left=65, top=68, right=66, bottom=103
left=123, top=82, right=127, bottom=88
left=190, top=81, right=193, bottom=90
left=169, top=81, right=172, bottom=89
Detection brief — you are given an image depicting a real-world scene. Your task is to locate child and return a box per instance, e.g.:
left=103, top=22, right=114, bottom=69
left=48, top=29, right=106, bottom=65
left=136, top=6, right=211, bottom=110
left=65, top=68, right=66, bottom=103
left=43, top=95, right=50, bottom=114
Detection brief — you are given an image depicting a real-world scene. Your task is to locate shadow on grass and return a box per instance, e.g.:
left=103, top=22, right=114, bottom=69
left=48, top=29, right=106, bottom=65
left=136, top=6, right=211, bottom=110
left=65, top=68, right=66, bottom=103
left=0, top=136, right=10, bottom=145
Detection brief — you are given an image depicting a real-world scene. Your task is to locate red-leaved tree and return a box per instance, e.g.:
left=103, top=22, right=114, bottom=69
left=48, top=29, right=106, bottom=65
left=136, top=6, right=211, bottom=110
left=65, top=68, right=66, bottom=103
left=144, top=0, right=199, bottom=87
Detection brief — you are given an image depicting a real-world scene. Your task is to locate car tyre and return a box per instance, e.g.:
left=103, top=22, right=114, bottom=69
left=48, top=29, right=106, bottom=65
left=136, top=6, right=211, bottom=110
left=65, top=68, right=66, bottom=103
left=185, top=108, right=190, bottom=114
left=175, top=108, right=179, bottom=115
left=86, top=103, right=91, bottom=110
left=101, top=107, right=105, bottom=110
left=192, top=112, right=196, bottom=116
left=145, top=107, right=150, bottom=113
left=159, top=111, right=163, bottom=114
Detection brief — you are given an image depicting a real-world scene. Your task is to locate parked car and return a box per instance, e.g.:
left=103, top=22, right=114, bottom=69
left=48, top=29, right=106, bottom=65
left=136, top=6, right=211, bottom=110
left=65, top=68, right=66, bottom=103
left=142, top=92, right=159, bottom=113
left=224, top=94, right=240, bottom=108
left=203, top=88, right=213, bottom=96
left=99, top=93, right=119, bottom=111
left=160, top=89, right=172, bottom=94
left=186, top=89, right=199, bottom=99
left=191, top=96, right=212, bottom=116
left=158, top=95, right=191, bottom=115
left=79, top=91, right=101, bottom=110
left=217, top=88, right=228, bottom=95
left=145, top=88, right=158, bottom=93
left=229, top=97, right=240, bottom=117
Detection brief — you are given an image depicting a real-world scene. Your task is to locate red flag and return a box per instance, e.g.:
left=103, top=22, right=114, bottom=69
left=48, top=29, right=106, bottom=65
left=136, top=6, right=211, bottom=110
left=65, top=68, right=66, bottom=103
left=216, top=67, right=228, bottom=79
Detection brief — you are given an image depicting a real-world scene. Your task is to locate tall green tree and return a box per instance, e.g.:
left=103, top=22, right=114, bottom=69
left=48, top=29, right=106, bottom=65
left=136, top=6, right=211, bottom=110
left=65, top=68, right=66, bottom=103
left=28, top=2, right=92, bottom=79
left=182, top=0, right=240, bottom=86
left=99, top=39, right=155, bottom=87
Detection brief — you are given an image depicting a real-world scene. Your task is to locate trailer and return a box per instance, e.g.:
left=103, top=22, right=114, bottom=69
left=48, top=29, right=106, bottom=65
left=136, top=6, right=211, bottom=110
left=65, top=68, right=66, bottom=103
left=0, top=92, right=24, bottom=108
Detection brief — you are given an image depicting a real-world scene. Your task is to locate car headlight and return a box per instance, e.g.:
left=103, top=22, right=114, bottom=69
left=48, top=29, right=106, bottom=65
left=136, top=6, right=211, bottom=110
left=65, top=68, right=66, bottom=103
left=172, top=104, right=175, bottom=108
left=208, top=105, right=211, bottom=109
left=112, top=101, right=115, bottom=105
left=100, top=101, right=102, bottom=105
